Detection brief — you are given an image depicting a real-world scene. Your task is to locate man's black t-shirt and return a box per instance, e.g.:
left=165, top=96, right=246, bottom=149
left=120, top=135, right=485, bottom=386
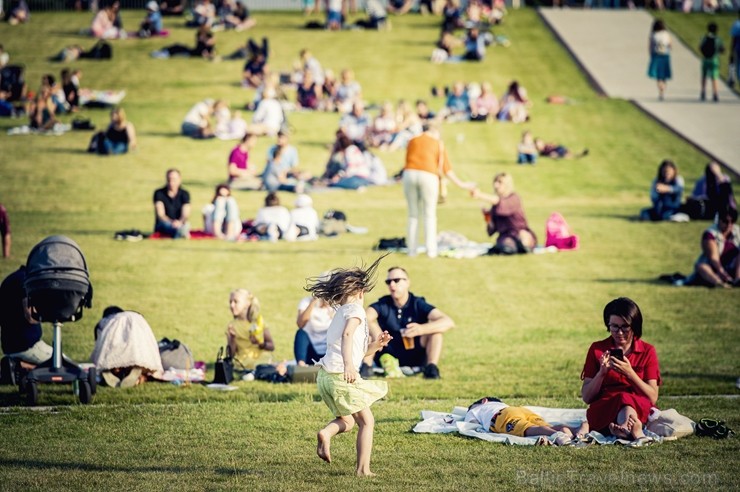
left=153, top=186, right=190, bottom=225
left=369, top=293, right=435, bottom=366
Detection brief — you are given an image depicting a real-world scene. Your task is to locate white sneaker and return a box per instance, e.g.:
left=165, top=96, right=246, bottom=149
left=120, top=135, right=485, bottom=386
left=669, top=213, right=689, bottom=223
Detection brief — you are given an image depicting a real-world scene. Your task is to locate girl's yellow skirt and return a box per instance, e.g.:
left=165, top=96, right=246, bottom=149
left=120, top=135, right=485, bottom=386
left=317, top=367, right=388, bottom=417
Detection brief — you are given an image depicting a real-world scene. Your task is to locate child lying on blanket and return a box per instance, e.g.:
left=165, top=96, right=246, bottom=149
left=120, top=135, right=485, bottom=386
left=464, top=397, right=589, bottom=445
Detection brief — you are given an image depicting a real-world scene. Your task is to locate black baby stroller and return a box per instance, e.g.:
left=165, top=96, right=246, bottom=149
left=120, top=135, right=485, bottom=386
left=21, top=235, right=94, bottom=405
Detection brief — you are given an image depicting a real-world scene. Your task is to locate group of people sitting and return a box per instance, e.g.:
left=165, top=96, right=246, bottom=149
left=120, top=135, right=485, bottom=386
left=225, top=266, right=453, bottom=381
left=153, top=168, right=322, bottom=242
left=638, top=159, right=739, bottom=288
left=186, top=0, right=255, bottom=32
left=437, top=80, right=531, bottom=123
left=430, top=0, right=508, bottom=63
left=0, top=246, right=666, bottom=447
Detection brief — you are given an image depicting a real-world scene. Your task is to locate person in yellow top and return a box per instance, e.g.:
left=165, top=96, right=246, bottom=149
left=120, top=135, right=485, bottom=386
left=226, top=289, right=275, bottom=370
left=403, top=121, right=476, bottom=258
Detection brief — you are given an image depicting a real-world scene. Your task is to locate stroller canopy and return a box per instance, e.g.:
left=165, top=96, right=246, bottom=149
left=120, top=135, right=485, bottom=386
left=24, top=235, right=92, bottom=322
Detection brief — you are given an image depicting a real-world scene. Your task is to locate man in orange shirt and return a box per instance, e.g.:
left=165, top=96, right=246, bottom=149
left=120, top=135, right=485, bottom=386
left=402, top=122, right=475, bottom=257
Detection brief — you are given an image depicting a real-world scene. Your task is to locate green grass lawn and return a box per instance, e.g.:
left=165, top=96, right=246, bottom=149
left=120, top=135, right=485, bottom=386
left=0, top=8, right=738, bottom=490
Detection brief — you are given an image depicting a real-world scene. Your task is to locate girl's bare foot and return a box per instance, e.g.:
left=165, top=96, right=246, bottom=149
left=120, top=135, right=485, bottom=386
left=609, top=422, right=630, bottom=439
left=317, top=431, right=331, bottom=463
left=356, top=469, right=376, bottom=477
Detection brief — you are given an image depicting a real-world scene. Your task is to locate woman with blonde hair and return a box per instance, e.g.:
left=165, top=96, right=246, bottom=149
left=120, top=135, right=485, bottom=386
left=472, top=172, right=537, bottom=254
left=102, top=107, right=137, bottom=154
left=226, top=289, right=275, bottom=370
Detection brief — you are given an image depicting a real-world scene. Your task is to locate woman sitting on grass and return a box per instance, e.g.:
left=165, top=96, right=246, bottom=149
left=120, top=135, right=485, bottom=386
left=581, top=297, right=660, bottom=446
left=94, top=107, right=137, bottom=155
left=471, top=172, right=537, bottom=254
left=202, top=183, right=242, bottom=240
left=687, top=206, right=740, bottom=288
left=226, top=289, right=275, bottom=371
left=28, top=88, right=58, bottom=132
left=497, top=80, right=530, bottom=124
left=640, top=159, right=685, bottom=222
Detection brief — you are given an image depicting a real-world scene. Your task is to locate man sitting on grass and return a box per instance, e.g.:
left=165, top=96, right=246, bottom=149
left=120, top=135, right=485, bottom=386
left=365, top=266, right=454, bottom=379
left=153, top=168, right=191, bottom=239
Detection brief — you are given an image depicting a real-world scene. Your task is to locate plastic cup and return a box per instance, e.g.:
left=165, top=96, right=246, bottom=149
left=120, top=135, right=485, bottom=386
left=401, top=330, right=415, bottom=350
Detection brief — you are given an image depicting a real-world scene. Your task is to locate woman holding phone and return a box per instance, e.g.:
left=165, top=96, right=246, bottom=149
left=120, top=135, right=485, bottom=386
left=580, top=298, right=661, bottom=445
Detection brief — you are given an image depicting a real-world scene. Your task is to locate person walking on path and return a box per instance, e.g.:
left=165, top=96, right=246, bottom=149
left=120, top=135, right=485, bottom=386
left=647, top=19, right=672, bottom=101
left=729, top=12, right=740, bottom=88
left=699, top=22, right=725, bottom=102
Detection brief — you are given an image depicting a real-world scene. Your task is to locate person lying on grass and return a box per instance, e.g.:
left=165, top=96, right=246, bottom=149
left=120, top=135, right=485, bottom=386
left=464, top=396, right=589, bottom=445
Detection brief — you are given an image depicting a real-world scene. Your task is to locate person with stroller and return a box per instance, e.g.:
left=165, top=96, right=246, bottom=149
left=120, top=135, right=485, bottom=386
left=0, top=266, right=52, bottom=375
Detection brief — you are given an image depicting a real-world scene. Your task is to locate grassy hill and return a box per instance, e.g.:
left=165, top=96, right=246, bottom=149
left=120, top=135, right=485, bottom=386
left=0, top=8, right=737, bottom=490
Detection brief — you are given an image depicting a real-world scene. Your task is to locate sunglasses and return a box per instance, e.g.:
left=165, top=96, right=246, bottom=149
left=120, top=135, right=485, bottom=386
left=385, top=278, right=406, bottom=285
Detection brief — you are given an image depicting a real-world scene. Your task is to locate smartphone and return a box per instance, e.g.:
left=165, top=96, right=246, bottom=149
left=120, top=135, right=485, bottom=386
left=610, top=348, right=624, bottom=360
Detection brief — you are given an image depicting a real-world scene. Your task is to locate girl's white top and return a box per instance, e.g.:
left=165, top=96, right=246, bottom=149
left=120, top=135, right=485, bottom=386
left=652, top=30, right=671, bottom=55
left=316, top=301, right=368, bottom=373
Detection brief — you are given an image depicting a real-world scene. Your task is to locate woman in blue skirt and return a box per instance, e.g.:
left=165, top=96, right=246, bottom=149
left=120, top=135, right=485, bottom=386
left=647, top=20, right=672, bottom=101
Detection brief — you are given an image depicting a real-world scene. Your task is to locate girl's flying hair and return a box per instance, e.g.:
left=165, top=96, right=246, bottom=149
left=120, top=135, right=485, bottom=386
left=305, top=254, right=389, bottom=307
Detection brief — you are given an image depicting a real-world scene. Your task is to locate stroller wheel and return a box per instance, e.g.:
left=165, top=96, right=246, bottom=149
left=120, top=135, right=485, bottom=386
left=88, top=367, right=97, bottom=395
left=26, top=381, right=39, bottom=406
left=78, top=381, right=92, bottom=405
left=18, top=375, right=27, bottom=394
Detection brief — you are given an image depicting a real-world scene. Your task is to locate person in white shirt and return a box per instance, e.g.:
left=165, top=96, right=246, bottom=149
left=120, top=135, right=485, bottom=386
left=287, top=194, right=320, bottom=241
left=249, top=87, right=284, bottom=137
left=294, top=287, right=335, bottom=365
left=254, top=192, right=291, bottom=241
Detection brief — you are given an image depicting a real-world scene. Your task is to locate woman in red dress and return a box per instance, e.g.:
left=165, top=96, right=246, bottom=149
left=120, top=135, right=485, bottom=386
left=581, top=297, right=661, bottom=444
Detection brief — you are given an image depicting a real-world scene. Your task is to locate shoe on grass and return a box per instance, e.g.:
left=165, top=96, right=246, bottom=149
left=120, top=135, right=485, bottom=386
left=423, top=363, right=440, bottom=379
left=379, top=354, right=404, bottom=378
left=359, top=362, right=373, bottom=379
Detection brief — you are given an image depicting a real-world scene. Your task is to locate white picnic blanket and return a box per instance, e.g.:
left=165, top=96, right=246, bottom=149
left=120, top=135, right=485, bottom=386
left=79, top=89, right=126, bottom=107
left=414, top=406, right=663, bottom=446
left=90, top=311, right=164, bottom=375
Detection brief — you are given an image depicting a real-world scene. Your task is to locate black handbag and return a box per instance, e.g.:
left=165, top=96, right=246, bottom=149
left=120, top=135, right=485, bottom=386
left=213, top=346, right=233, bottom=384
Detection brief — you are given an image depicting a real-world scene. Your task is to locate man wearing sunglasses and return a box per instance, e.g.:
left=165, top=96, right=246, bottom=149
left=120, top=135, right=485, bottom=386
left=365, top=266, right=454, bottom=379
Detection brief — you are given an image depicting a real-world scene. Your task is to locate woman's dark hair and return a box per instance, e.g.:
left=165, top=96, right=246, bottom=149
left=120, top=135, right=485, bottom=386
left=719, top=205, right=738, bottom=223
left=212, top=183, right=231, bottom=202
left=336, top=132, right=352, bottom=151
left=708, top=22, right=718, bottom=34
left=652, top=20, right=665, bottom=32
left=265, top=191, right=279, bottom=207
left=603, top=297, right=643, bottom=340
left=656, top=159, right=677, bottom=183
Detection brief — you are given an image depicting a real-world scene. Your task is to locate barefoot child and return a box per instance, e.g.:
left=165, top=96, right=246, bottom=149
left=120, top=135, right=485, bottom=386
left=306, top=257, right=393, bottom=477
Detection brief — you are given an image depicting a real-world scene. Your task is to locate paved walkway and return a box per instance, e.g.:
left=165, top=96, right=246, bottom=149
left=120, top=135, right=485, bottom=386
left=539, top=9, right=740, bottom=176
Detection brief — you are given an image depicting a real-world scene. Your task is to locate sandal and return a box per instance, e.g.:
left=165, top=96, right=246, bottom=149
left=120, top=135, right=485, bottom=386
left=629, top=436, right=654, bottom=447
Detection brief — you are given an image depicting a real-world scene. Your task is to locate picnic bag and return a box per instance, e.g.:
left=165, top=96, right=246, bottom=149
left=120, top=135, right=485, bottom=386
left=545, top=212, right=579, bottom=251
left=158, top=338, right=194, bottom=371
left=213, top=346, right=233, bottom=384
left=320, top=210, right=347, bottom=236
